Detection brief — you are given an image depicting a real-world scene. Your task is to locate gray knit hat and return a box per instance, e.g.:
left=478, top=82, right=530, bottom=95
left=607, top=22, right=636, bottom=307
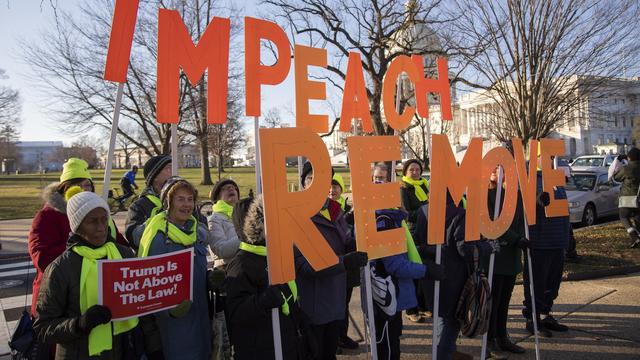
left=66, top=192, right=110, bottom=233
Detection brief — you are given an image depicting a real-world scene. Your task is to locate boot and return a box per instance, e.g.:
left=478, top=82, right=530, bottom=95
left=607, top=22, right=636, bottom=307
left=487, top=339, right=508, bottom=359
left=628, top=229, right=640, bottom=248
left=541, top=314, right=569, bottom=332
left=526, top=318, right=552, bottom=338
left=337, top=334, right=359, bottom=350
left=452, top=351, right=474, bottom=360
left=497, top=336, right=525, bottom=354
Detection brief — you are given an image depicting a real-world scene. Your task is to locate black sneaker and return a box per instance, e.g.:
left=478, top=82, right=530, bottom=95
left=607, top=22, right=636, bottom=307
left=337, top=335, right=359, bottom=350
left=631, top=239, right=640, bottom=248
left=497, top=336, right=526, bottom=354
left=542, top=315, right=569, bottom=332
left=526, top=319, right=552, bottom=338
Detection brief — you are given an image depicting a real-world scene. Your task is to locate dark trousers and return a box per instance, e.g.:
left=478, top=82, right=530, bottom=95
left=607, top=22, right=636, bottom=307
left=406, top=279, right=427, bottom=315
left=309, top=320, right=341, bottom=360
left=375, top=312, right=402, bottom=360
left=120, top=179, right=134, bottom=200
left=619, top=207, right=640, bottom=233
left=523, top=249, right=564, bottom=318
left=339, top=286, right=354, bottom=338
left=437, top=316, right=461, bottom=360
left=488, top=274, right=517, bottom=339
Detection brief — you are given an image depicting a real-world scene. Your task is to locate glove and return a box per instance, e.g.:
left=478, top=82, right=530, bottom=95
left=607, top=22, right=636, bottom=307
left=207, top=269, right=226, bottom=290
left=517, top=237, right=531, bottom=250
left=78, top=305, right=112, bottom=333
left=424, top=259, right=446, bottom=281
left=488, top=240, right=500, bottom=253
left=258, top=285, right=285, bottom=310
left=169, top=299, right=192, bottom=318
left=343, top=251, right=368, bottom=271
left=537, top=191, right=551, bottom=207
left=279, top=283, right=293, bottom=301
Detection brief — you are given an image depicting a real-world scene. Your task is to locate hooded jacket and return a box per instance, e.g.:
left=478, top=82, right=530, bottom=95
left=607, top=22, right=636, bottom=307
left=614, top=160, right=640, bottom=197
left=28, top=183, right=126, bottom=316
left=133, top=218, right=212, bottom=360
left=33, top=234, right=136, bottom=360
left=225, top=198, right=300, bottom=360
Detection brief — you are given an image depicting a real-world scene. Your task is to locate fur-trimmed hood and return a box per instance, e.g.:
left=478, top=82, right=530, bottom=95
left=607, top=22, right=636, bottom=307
left=243, top=195, right=265, bottom=245
left=42, top=182, right=66, bottom=214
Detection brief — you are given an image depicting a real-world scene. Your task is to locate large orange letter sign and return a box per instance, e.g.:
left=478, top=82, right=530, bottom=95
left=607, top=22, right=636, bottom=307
left=513, top=138, right=539, bottom=225
left=347, top=136, right=406, bottom=259
left=295, top=45, right=328, bottom=132
left=103, top=0, right=140, bottom=82
left=428, top=135, right=482, bottom=244
left=259, top=128, right=338, bottom=284
left=157, top=10, right=230, bottom=124
left=540, top=138, right=569, bottom=217
left=411, top=56, right=452, bottom=121
left=245, top=17, right=291, bottom=117
left=339, top=52, right=373, bottom=133
left=382, top=55, right=421, bottom=131
left=479, top=147, right=518, bottom=239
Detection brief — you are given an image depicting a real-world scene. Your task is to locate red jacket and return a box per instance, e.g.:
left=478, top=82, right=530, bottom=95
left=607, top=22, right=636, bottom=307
left=28, top=183, right=128, bottom=315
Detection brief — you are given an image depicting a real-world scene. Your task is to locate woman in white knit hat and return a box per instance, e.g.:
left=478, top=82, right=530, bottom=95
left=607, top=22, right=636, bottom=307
left=33, top=191, right=140, bottom=359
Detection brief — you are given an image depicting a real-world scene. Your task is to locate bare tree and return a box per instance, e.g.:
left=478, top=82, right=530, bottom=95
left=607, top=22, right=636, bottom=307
left=262, top=107, right=283, bottom=128
left=262, top=0, right=447, bottom=136
left=445, top=0, right=640, bottom=144
left=0, top=69, right=21, bottom=132
left=207, top=94, right=245, bottom=181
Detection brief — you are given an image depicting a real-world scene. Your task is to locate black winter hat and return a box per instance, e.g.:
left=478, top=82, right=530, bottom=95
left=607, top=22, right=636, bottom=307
left=144, top=155, right=171, bottom=186
left=628, top=147, right=640, bottom=161
left=300, top=161, right=335, bottom=189
left=210, top=179, right=240, bottom=202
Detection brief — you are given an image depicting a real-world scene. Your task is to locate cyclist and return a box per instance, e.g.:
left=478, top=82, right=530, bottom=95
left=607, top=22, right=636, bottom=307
left=119, top=165, right=139, bottom=204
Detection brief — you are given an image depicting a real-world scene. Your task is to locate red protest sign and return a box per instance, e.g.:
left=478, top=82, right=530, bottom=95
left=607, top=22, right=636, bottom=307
left=98, top=248, right=193, bottom=321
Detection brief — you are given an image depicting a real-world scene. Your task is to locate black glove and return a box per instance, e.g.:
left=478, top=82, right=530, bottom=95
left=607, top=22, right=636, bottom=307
left=279, top=284, right=293, bottom=301
left=343, top=251, right=368, bottom=271
left=78, top=305, right=112, bottom=333
left=537, top=191, right=551, bottom=207
left=424, top=259, right=446, bottom=281
left=258, top=285, right=285, bottom=310
left=517, top=237, right=531, bottom=250
left=207, top=269, right=226, bottom=290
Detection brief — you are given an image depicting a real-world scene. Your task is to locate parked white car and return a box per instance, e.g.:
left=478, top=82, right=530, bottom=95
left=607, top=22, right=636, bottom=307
left=570, top=154, right=618, bottom=172
left=567, top=169, right=620, bottom=226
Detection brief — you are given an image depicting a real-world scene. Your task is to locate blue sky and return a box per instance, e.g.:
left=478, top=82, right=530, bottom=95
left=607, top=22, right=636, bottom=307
left=0, top=0, right=300, bottom=144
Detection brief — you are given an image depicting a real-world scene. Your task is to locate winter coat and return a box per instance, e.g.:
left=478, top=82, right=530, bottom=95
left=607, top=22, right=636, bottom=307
left=528, top=172, right=570, bottom=250
left=33, top=234, right=136, bottom=360
left=480, top=188, right=524, bottom=276
left=207, top=211, right=240, bottom=267
left=614, top=160, right=640, bottom=197
left=124, top=187, right=160, bottom=246
left=415, top=198, right=493, bottom=318
left=135, top=219, right=212, bottom=360
left=226, top=250, right=299, bottom=360
left=294, top=207, right=349, bottom=325
left=28, top=183, right=127, bottom=316
left=377, top=253, right=425, bottom=312
left=400, top=180, right=429, bottom=232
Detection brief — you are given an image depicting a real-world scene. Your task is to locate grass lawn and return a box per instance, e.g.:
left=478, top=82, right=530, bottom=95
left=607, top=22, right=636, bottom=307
left=0, top=167, right=352, bottom=220
left=567, top=221, right=640, bottom=274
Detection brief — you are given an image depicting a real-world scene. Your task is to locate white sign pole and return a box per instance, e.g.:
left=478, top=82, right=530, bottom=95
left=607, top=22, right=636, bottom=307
left=480, top=166, right=504, bottom=359
left=255, top=116, right=283, bottom=360
left=523, top=213, right=541, bottom=360
left=171, top=124, right=178, bottom=176
left=101, top=83, right=125, bottom=201
left=431, top=243, right=441, bottom=360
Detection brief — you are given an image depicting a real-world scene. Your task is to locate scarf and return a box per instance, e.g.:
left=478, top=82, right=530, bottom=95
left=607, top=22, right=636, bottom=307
left=138, top=211, right=197, bottom=257
left=402, top=176, right=429, bottom=202
left=238, top=242, right=298, bottom=315
left=213, top=200, right=234, bottom=219
left=144, top=194, right=162, bottom=218
left=336, top=196, right=347, bottom=211
left=72, top=243, right=138, bottom=356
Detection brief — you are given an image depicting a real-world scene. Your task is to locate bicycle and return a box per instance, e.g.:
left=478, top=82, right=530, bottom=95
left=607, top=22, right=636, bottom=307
left=107, top=188, right=137, bottom=215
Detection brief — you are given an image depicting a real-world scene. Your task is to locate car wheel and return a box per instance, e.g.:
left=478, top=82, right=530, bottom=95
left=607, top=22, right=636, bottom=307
left=582, top=204, right=596, bottom=226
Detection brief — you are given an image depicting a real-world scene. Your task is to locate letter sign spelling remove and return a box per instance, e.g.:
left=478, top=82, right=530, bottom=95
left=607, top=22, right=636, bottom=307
left=347, top=136, right=406, bottom=259
left=156, top=10, right=230, bottom=124
left=259, top=127, right=338, bottom=284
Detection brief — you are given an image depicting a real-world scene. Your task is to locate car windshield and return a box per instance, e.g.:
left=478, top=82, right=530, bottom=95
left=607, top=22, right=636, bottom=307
left=572, top=157, right=604, bottom=167
left=566, top=174, right=597, bottom=191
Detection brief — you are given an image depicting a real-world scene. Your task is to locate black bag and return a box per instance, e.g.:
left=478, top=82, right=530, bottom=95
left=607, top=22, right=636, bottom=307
left=9, top=310, right=36, bottom=359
